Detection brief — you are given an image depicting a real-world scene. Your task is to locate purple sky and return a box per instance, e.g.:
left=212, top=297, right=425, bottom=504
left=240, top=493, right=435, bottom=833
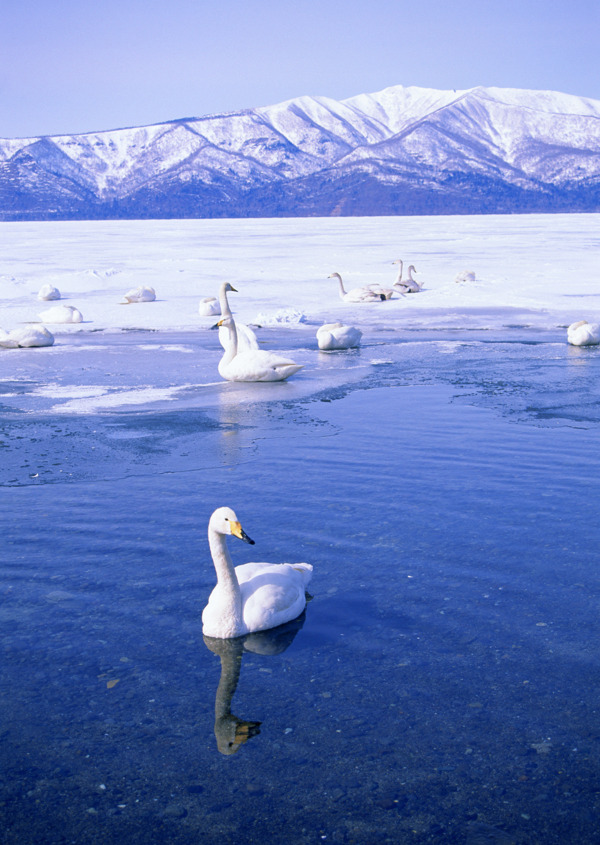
left=2, top=0, right=598, bottom=138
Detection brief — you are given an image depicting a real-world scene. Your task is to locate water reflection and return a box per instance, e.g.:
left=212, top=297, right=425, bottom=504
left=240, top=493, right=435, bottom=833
left=203, top=614, right=306, bottom=755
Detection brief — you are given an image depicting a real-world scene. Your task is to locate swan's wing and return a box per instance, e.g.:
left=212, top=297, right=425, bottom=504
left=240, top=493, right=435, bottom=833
left=237, top=563, right=312, bottom=632
left=221, top=349, right=303, bottom=382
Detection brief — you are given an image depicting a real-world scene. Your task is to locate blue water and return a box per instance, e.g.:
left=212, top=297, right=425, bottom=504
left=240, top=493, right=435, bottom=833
left=1, top=328, right=600, bottom=844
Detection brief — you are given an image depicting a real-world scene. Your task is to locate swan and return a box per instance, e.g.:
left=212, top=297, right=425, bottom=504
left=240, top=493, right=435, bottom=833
left=121, top=286, right=156, bottom=303
left=217, top=315, right=303, bottom=381
left=0, top=326, right=54, bottom=348
left=317, top=322, right=362, bottom=350
left=217, top=282, right=259, bottom=352
left=199, top=296, right=220, bottom=317
left=38, top=304, right=83, bottom=323
left=392, top=261, right=422, bottom=294
left=455, top=270, right=476, bottom=284
left=328, top=273, right=386, bottom=303
left=202, top=506, right=313, bottom=638
left=567, top=320, right=600, bottom=346
left=37, top=284, right=61, bottom=301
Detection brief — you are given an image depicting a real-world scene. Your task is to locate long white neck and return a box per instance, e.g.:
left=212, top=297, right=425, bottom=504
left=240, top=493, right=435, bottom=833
left=407, top=266, right=417, bottom=282
left=208, top=527, right=243, bottom=627
left=333, top=273, right=346, bottom=298
left=394, top=261, right=404, bottom=284
left=218, top=319, right=239, bottom=374
left=219, top=284, right=233, bottom=318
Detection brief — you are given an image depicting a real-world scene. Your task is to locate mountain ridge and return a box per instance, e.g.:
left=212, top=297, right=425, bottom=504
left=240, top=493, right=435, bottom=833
left=1, top=83, right=599, bottom=220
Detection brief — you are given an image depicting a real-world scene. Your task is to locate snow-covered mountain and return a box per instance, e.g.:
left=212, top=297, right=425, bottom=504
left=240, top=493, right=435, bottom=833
left=2, top=84, right=600, bottom=219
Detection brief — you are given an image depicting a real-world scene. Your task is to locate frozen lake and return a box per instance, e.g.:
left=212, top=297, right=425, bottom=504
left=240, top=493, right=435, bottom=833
left=1, top=215, right=600, bottom=844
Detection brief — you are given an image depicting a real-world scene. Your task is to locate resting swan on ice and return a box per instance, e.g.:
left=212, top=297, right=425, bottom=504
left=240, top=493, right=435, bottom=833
left=216, top=314, right=302, bottom=382
left=567, top=320, right=600, bottom=346
left=392, top=261, right=422, bottom=294
left=202, top=506, right=313, bottom=638
left=38, top=304, right=83, bottom=323
left=316, top=322, right=362, bottom=350
left=0, top=326, right=54, bottom=348
left=121, top=286, right=156, bottom=303
left=199, top=296, right=220, bottom=317
left=328, top=273, right=386, bottom=303
left=37, top=284, right=61, bottom=301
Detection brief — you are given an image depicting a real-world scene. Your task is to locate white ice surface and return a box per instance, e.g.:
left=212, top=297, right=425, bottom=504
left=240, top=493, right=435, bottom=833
left=1, top=214, right=599, bottom=413
left=1, top=214, right=598, bottom=336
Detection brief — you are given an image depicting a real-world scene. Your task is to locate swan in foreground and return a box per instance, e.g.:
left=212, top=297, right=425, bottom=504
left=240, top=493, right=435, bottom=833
left=0, top=326, right=54, bottom=348
left=317, top=322, right=362, bottom=350
left=38, top=304, right=83, bottom=323
left=328, top=273, right=386, bottom=303
left=199, top=296, right=220, bottom=317
left=202, top=506, right=313, bottom=638
left=217, top=282, right=259, bottom=352
left=121, top=286, right=156, bottom=303
left=455, top=270, right=476, bottom=284
left=567, top=320, right=600, bottom=346
left=37, top=284, right=61, bottom=301
left=392, top=261, right=422, bottom=293
left=217, top=315, right=303, bottom=381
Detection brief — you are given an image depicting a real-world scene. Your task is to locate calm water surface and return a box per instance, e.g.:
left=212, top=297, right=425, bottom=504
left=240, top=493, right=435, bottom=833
left=1, top=328, right=599, bottom=844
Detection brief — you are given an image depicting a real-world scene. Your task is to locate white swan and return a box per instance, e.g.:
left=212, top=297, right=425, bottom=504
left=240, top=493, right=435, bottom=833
left=38, top=304, right=83, bottom=323
left=317, top=322, right=362, bottom=350
left=37, top=284, right=61, bottom=301
left=199, top=296, right=220, bottom=317
left=0, top=326, right=54, bottom=348
left=202, top=507, right=313, bottom=638
left=567, top=320, right=600, bottom=346
left=328, top=273, right=386, bottom=303
left=392, top=261, right=422, bottom=294
left=217, top=315, right=303, bottom=382
left=121, top=286, right=156, bottom=303
left=217, top=282, right=259, bottom=352
left=455, top=270, right=476, bottom=284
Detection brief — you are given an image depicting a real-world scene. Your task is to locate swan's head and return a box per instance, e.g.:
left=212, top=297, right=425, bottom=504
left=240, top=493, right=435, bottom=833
left=220, top=282, right=238, bottom=294
left=392, top=259, right=403, bottom=266
left=216, top=316, right=234, bottom=329
left=328, top=273, right=342, bottom=280
left=408, top=265, right=417, bottom=273
left=209, top=507, right=255, bottom=544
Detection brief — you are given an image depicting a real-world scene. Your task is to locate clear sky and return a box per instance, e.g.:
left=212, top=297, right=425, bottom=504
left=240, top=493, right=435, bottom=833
left=2, top=0, right=599, bottom=138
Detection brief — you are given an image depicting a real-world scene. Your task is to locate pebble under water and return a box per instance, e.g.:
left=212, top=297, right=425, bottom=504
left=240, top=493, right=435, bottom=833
left=1, top=328, right=599, bottom=845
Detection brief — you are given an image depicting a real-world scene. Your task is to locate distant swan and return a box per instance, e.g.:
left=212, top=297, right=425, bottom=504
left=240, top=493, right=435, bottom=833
left=392, top=261, right=422, bottom=294
left=328, top=273, right=386, bottom=303
left=202, top=506, right=313, bottom=638
left=37, top=284, right=61, bottom=301
left=121, top=286, right=156, bottom=303
left=217, top=282, right=259, bottom=352
left=455, top=270, right=476, bottom=284
left=567, top=320, right=600, bottom=347
left=217, top=315, right=303, bottom=382
left=317, top=322, right=362, bottom=350
left=38, top=304, right=83, bottom=323
left=199, top=296, right=220, bottom=317
left=0, top=326, right=54, bottom=348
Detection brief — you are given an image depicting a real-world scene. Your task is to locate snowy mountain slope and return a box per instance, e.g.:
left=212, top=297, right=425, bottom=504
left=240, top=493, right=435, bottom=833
left=1, top=83, right=599, bottom=219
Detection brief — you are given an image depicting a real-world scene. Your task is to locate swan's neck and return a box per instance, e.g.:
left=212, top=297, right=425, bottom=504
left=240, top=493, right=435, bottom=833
left=407, top=266, right=415, bottom=281
left=394, top=261, right=404, bottom=284
left=215, top=644, right=244, bottom=719
left=219, top=319, right=239, bottom=370
left=208, top=529, right=243, bottom=627
left=219, top=285, right=233, bottom=318
left=334, top=273, right=346, bottom=297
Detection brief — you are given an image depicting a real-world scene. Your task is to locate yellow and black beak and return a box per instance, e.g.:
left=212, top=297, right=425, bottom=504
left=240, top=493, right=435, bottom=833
left=230, top=521, right=255, bottom=545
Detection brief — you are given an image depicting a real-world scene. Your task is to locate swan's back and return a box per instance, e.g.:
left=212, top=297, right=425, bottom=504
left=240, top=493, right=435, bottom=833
left=219, top=349, right=303, bottom=382
left=237, top=562, right=312, bottom=633
left=567, top=320, right=600, bottom=346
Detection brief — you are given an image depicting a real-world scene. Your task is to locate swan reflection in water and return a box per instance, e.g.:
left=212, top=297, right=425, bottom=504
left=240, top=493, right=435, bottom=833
left=203, top=613, right=306, bottom=755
